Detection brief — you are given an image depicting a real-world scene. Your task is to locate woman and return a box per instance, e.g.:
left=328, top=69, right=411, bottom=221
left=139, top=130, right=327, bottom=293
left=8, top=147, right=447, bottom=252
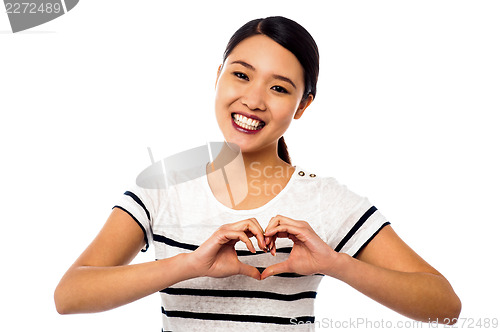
left=54, top=16, right=461, bottom=330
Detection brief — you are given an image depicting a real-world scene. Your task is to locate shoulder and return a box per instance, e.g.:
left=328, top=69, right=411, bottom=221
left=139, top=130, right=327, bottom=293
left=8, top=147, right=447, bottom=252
left=294, top=166, right=356, bottom=201
left=293, top=165, right=329, bottom=187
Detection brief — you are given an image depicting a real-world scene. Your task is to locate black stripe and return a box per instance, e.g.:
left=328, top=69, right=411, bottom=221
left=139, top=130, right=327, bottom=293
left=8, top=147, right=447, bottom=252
left=237, top=247, right=292, bottom=256
left=124, top=191, right=151, bottom=221
left=153, top=233, right=292, bottom=256
left=153, top=234, right=198, bottom=251
left=113, top=205, right=149, bottom=252
left=152, top=235, right=318, bottom=277
left=334, top=206, right=378, bottom=252
left=276, top=247, right=292, bottom=253
left=162, top=307, right=314, bottom=325
left=353, top=222, right=391, bottom=258
left=255, top=267, right=323, bottom=278
left=153, top=260, right=322, bottom=278
left=160, top=287, right=317, bottom=301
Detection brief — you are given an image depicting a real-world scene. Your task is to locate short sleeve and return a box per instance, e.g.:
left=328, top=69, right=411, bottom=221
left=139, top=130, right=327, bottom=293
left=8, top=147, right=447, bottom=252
left=112, top=184, right=158, bottom=252
left=320, top=177, right=391, bottom=258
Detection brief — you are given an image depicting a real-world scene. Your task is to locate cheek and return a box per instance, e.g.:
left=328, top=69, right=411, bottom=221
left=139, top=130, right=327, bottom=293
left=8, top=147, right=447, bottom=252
left=268, top=99, right=299, bottom=124
left=214, top=81, right=238, bottom=127
left=215, top=79, right=240, bottom=107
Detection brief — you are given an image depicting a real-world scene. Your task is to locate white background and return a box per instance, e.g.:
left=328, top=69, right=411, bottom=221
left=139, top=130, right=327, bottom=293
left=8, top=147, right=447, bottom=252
left=1, top=0, right=499, bottom=331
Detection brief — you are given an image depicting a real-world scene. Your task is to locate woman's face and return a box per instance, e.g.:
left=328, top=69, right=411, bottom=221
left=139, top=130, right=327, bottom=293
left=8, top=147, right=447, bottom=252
left=214, top=34, right=312, bottom=156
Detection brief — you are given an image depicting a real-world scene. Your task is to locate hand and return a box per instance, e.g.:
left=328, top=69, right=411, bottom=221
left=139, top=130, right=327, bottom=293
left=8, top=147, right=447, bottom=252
left=187, top=218, right=267, bottom=280
left=261, top=215, right=339, bottom=279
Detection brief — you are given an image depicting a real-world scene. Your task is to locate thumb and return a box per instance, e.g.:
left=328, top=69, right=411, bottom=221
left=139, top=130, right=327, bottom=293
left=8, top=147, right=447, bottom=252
left=260, top=262, right=289, bottom=280
left=238, top=262, right=262, bottom=280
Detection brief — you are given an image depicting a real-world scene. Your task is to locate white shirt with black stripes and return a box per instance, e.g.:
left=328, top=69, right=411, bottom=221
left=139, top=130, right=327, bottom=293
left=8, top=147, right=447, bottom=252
left=113, top=165, right=390, bottom=332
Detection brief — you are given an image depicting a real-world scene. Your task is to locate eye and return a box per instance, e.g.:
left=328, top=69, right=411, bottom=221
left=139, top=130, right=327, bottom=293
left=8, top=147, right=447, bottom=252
left=271, top=86, right=289, bottom=94
left=233, top=72, right=249, bottom=81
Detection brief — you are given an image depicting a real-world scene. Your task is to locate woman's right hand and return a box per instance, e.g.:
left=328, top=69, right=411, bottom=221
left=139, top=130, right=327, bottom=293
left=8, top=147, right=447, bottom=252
left=187, top=218, right=267, bottom=280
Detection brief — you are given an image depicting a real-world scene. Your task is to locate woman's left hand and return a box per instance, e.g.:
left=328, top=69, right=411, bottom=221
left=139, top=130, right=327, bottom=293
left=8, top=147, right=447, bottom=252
left=261, top=215, right=340, bottom=279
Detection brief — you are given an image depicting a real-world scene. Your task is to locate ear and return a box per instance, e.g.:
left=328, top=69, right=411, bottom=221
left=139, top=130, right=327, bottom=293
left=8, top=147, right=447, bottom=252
left=215, top=64, right=223, bottom=89
left=294, top=94, right=314, bottom=120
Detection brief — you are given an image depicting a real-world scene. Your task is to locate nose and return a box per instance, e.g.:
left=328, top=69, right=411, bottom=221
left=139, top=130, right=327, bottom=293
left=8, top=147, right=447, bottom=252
left=241, top=82, right=267, bottom=111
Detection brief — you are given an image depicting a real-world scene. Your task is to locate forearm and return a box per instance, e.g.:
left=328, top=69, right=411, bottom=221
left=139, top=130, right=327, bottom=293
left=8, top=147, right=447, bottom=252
left=54, top=253, right=197, bottom=314
left=329, top=253, right=461, bottom=323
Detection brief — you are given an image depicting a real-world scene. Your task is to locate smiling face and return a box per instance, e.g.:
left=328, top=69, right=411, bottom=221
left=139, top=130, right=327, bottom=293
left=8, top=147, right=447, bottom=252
left=214, top=34, right=313, bottom=157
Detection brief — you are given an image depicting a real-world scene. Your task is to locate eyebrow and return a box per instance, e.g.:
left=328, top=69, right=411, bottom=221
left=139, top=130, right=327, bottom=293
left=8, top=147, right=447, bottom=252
left=230, top=60, right=297, bottom=90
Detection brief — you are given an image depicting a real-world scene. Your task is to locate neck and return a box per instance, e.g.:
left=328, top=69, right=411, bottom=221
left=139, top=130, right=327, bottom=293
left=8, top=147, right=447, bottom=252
left=208, top=141, right=291, bottom=176
left=206, top=141, right=295, bottom=209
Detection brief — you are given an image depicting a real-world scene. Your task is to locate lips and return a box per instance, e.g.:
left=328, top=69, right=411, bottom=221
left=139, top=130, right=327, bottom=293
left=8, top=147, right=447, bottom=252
left=231, top=112, right=266, bottom=134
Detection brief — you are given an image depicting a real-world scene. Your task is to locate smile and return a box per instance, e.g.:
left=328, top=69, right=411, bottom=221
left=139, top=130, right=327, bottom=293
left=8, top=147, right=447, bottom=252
left=231, top=113, right=265, bottom=132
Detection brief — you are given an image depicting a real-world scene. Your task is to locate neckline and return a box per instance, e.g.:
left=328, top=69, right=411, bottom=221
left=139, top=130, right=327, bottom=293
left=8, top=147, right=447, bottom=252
left=202, top=163, right=300, bottom=214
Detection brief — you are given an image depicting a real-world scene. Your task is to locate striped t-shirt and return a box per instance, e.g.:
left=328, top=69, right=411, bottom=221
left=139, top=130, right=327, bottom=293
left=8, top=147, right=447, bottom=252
left=113, top=165, right=390, bottom=331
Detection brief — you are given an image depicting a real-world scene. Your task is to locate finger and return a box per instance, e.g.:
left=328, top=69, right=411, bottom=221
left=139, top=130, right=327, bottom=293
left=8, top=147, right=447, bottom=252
left=288, top=234, right=299, bottom=243
left=275, top=214, right=307, bottom=227
left=248, top=217, right=265, bottom=235
left=264, top=215, right=292, bottom=236
left=264, top=215, right=279, bottom=234
left=223, top=231, right=256, bottom=253
left=238, top=262, right=262, bottom=280
left=264, top=225, right=309, bottom=243
left=246, top=224, right=267, bottom=251
left=265, top=224, right=299, bottom=237
left=264, top=216, right=280, bottom=252
left=248, top=218, right=267, bottom=251
left=232, top=219, right=266, bottom=251
left=264, top=232, right=283, bottom=256
left=269, top=233, right=278, bottom=256
left=264, top=234, right=273, bottom=255
left=265, top=215, right=303, bottom=233
left=261, top=262, right=290, bottom=280
left=266, top=230, right=294, bottom=255
left=264, top=216, right=286, bottom=238
left=264, top=233, right=274, bottom=253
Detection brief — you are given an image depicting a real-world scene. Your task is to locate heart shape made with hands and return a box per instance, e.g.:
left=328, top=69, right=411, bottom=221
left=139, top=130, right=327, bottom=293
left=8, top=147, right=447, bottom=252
left=258, top=232, right=298, bottom=279
left=220, top=214, right=333, bottom=280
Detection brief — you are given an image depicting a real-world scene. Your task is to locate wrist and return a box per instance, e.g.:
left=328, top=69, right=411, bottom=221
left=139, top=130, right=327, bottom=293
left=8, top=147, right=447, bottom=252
left=159, top=252, right=201, bottom=283
left=181, top=252, right=205, bottom=279
left=323, top=250, right=352, bottom=280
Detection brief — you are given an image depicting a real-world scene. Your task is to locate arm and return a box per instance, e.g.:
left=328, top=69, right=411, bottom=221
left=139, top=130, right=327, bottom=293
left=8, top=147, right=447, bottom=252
left=329, top=226, right=461, bottom=324
left=54, top=209, right=266, bottom=314
left=54, top=208, right=198, bottom=314
left=261, top=215, right=461, bottom=324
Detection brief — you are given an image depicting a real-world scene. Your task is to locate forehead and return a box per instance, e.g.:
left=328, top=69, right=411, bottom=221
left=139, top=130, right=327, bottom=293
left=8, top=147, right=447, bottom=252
left=226, top=35, right=304, bottom=84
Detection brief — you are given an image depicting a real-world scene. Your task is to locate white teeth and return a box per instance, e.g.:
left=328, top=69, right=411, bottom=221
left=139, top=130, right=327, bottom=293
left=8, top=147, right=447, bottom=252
left=232, top=113, right=264, bottom=130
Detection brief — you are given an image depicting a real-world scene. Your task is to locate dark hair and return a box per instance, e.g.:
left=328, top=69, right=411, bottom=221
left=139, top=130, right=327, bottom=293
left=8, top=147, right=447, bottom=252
left=222, top=16, right=320, bottom=165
